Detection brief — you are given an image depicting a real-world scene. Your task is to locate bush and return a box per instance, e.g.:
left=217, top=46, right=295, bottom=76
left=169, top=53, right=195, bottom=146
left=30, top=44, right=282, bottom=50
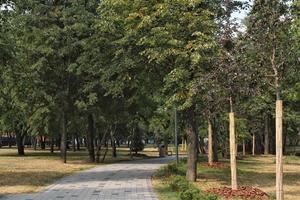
left=153, top=162, right=184, bottom=178
left=180, top=188, right=218, bottom=200
left=154, top=160, right=218, bottom=200
left=169, top=176, right=190, bottom=192
left=180, top=188, right=200, bottom=200
left=168, top=176, right=218, bottom=200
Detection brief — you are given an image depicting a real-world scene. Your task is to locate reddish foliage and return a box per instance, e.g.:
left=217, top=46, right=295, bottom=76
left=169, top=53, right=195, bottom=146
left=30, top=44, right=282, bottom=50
left=206, top=186, right=269, bottom=199
left=202, top=162, right=226, bottom=169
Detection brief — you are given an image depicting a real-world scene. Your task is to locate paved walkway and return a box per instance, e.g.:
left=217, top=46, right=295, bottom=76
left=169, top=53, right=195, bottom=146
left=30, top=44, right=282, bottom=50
left=2, top=156, right=173, bottom=200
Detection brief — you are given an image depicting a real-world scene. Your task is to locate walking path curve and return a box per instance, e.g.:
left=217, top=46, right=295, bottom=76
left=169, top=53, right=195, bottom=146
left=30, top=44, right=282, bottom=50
left=2, top=156, right=174, bottom=200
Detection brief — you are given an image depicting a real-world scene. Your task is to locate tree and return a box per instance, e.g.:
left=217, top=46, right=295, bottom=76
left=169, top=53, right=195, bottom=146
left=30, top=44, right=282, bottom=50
left=214, top=0, right=245, bottom=190
left=246, top=0, right=296, bottom=198
left=129, top=124, right=145, bottom=155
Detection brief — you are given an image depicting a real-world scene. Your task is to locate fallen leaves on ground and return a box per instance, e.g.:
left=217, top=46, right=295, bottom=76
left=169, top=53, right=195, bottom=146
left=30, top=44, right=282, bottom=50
left=206, top=186, right=269, bottom=199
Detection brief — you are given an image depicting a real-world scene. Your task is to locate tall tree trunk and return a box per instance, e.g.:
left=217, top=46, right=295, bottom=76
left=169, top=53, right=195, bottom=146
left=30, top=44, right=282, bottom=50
left=110, top=126, right=117, bottom=158
left=229, top=112, right=237, bottom=190
left=16, top=130, right=25, bottom=156
left=164, top=134, right=169, bottom=155
left=257, top=133, right=263, bottom=154
left=208, top=120, right=213, bottom=165
left=40, top=136, right=46, bottom=150
left=33, top=137, right=37, bottom=150
left=60, top=111, right=67, bottom=163
left=50, top=136, right=54, bottom=153
left=213, top=118, right=219, bottom=162
left=111, top=139, right=117, bottom=158
left=270, top=122, right=276, bottom=155
left=96, top=129, right=108, bottom=163
left=186, top=107, right=198, bottom=182
left=76, top=135, right=80, bottom=151
left=223, top=122, right=229, bottom=158
left=87, top=114, right=95, bottom=162
left=242, top=140, right=246, bottom=156
left=271, top=45, right=283, bottom=200
left=264, top=116, right=270, bottom=154
left=8, top=133, right=12, bottom=148
left=252, top=134, right=255, bottom=156
left=72, top=133, right=76, bottom=152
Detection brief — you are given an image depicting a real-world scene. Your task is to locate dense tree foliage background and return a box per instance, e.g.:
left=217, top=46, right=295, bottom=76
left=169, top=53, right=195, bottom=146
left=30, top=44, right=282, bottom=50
left=0, top=0, right=299, bottom=194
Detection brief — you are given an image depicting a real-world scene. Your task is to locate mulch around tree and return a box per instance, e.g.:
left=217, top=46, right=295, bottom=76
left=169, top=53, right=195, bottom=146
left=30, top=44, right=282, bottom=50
left=206, top=186, right=269, bottom=199
left=202, top=162, right=227, bottom=169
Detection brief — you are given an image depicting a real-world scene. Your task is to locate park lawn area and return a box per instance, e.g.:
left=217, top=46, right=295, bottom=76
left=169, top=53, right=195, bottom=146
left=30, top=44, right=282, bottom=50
left=154, top=155, right=300, bottom=200
left=0, top=146, right=159, bottom=195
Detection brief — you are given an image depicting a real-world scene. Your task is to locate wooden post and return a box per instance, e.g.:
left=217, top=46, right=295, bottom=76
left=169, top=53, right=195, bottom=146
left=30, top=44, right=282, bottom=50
left=252, top=134, right=255, bottom=156
left=229, top=112, right=237, bottom=190
left=208, top=121, right=213, bottom=165
left=276, top=100, right=283, bottom=200
left=184, top=140, right=187, bottom=151
left=182, top=137, right=184, bottom=151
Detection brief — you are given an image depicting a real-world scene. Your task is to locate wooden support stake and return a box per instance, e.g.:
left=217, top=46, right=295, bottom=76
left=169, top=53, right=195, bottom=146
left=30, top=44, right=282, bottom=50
left=276, top=100, right=283, bottom=200
left=229, top=112, right=237, bottom=190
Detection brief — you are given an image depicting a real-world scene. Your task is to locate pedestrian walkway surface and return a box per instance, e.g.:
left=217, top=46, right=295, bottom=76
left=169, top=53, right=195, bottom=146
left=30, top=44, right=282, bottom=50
left=2, top=156, right=174, bottom=200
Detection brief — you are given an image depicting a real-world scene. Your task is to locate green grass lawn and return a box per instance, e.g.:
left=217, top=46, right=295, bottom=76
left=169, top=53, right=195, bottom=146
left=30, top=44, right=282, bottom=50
left=153, top=155, right=300, bottom=200
left=0, top=146, right=159, bottom=195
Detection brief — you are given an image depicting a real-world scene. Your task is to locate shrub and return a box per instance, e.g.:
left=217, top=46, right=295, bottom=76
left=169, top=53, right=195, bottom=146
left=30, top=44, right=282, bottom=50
left=180, top=188, right=218, bottom=200
left=168, top=176, right=218, bottom=200
left=180, top=188, right=200, bottom=200
left=153, top=162, right=184, bottom=178
left=169, top=176, right=190, bottom=192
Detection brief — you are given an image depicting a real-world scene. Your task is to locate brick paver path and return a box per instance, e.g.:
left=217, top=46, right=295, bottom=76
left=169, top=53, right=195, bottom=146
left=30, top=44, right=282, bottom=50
left=2, top=156, right=174, bottom=200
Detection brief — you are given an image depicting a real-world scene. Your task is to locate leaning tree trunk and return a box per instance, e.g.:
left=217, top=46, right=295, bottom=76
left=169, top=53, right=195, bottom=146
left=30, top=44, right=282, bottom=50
left=60, top=111, right=67, bottom=163
left=15, top=130, right=25, bottom=156
left=229, top=112, right=237, bottom=190
left=87, top=114, right=95, bottom=162
left=96, top=129, right=108, bottom=163
left=208, top=120, right=213, bottom=165
left=186, top=107, right=198, bottom=182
